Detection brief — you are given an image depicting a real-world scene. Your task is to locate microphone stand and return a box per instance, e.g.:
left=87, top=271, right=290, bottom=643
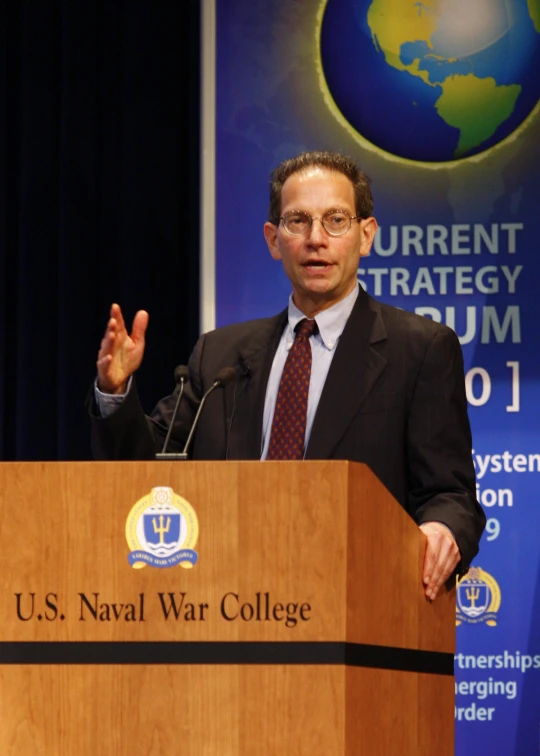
left=156, top=366, right=238, bottom=461
left=155, top=368, right=188, bottom=460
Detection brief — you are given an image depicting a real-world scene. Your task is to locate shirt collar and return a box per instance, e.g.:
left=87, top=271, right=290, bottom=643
left=286, top=284, right=359, bottom=350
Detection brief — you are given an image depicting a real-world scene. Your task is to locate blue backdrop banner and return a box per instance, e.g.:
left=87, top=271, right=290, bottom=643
left=214, top=2, right=540, bottom=752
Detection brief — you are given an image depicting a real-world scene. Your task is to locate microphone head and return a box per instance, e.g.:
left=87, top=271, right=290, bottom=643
left=174, top=365, right=190, bottom=384
left=214, top=366, right=238, bottom=387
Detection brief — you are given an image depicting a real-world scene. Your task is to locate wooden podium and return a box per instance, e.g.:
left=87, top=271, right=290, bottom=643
left=0, top=461, right=455, bottom=754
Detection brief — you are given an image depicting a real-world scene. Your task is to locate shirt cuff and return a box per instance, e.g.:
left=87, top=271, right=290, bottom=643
left=94, top=376, right=132, bottom=418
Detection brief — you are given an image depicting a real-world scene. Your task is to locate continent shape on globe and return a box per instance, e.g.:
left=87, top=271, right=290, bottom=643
left=319, top=0, right=540, bottom=162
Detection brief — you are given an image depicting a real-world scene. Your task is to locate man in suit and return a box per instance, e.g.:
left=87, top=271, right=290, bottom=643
left=90, top=150, right=485, bottom=601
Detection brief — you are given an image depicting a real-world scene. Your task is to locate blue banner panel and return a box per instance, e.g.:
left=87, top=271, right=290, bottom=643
left=215, top=2, right=540, bottom=752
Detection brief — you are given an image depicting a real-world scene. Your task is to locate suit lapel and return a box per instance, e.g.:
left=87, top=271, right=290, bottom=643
left=227, top=310, right=288, bottom=459
left=305, top=290, right=388, bottom=459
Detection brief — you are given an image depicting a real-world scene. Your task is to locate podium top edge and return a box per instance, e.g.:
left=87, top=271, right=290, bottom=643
left=0, top=460, right=369, bottom=469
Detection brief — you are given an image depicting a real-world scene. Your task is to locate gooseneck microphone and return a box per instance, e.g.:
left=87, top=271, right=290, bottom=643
left=155, top=365, right=190, bottom=460
left=179, top=366, right=238, bottom=460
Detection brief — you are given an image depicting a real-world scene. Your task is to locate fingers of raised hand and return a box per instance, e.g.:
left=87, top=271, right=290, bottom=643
left=131, top=310, right=149, bottom=343
left=110, top=303, right=126, bottom=331
left=97, top=322, right=118, bottom=365
left=96, top=353, right=112, bottom=372
left=96, top=308, right=122, bottom=385
left=105, top=305, right=148, bottom=344
left=97, top=329, right=115, bottom=373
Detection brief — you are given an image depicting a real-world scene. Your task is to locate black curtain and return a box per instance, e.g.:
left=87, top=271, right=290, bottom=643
left=0, top=1, right=200, bottom=460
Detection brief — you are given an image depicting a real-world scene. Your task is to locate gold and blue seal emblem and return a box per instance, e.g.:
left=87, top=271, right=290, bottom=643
left=456, top=567, right=501, bottom=627
left=125, top=486, right=199, bottom=570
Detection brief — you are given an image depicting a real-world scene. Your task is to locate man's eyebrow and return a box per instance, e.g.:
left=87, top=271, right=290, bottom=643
left=282, top=205, right=353, bottom=216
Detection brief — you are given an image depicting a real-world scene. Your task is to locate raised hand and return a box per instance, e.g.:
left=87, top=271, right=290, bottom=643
left=96, top=303, right=149, bottom=394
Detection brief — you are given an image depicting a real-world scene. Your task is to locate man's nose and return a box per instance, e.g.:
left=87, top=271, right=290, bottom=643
left=307, top=218, right=327, bottom=243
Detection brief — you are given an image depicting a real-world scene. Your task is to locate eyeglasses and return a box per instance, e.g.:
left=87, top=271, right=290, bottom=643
left=280, top=209, right=361, bottom=237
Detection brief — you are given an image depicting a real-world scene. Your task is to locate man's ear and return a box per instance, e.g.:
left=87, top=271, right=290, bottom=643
left=359, top=217, right=378, bottom=258
left=264, top=222, right=281, bottom=261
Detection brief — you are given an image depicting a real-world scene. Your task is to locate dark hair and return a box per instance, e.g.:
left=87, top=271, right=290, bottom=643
left=268, top=150, right=374, bottom=225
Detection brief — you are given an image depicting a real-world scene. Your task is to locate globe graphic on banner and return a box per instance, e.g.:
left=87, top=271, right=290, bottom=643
left=319, top=0, right=540, bottom=162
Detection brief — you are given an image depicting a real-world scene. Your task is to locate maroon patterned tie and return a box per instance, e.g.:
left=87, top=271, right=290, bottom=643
left=266, top=318, right=318, bottom=460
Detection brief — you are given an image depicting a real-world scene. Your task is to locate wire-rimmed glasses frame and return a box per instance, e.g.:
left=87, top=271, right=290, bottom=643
left=279, top=209, right=361, bottom=237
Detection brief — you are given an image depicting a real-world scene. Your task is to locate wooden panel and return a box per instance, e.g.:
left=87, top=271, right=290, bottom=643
left=345, top=667, right=454, bottom=755
left=346, top=463, right=455, bottom=653
left=0, top=665, right=346, bottom=755
left=238, top=460, right=348, bottom=640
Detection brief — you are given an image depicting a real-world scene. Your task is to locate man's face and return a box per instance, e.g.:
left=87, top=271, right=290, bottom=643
left=264, top=167, right=377, bottom=317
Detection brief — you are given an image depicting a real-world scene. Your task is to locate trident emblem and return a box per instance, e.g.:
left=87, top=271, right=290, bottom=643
left=457, top=578, right=490, bottom=618
left=152, top=514, right=171, bottom=545
left=465, top=585, right=480, bottom=608
left=143, top=511, right=180, bottom=548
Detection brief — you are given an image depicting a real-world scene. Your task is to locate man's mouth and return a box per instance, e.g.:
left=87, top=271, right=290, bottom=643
left=302, top=260, right=332, bottom=270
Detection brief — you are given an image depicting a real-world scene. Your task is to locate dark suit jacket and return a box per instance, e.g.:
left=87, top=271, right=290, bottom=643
left=89, top=289, right=485, bottom=570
